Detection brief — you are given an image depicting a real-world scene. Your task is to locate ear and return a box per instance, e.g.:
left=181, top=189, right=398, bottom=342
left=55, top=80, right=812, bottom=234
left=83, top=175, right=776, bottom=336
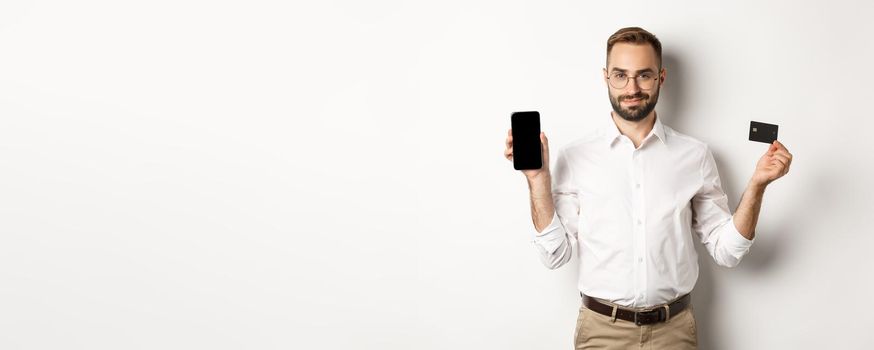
left=658, top=67, right=667, bottom=87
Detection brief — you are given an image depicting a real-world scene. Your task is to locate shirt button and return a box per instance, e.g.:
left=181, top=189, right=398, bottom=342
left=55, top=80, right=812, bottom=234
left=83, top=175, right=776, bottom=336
left=637, top=219, right=642, bottom=225
left=635, top=183, right=641, bottom=188
left=638, top=257, right=643, bottom=263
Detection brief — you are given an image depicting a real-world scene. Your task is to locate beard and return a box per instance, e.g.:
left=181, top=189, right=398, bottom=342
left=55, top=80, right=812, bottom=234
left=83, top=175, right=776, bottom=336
left=609, top=88, right=660, bottom=122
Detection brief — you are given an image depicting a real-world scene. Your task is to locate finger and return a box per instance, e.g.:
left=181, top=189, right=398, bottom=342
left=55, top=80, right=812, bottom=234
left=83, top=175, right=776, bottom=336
left=772, top=151, right=792, bottom=167
left=774, top=149, right=792, bottom=161
left=772, top=152, right=790, bottom=164
left=768, top=159, right=783, bottom=167
left=771, top=154, right=789, bottom=168
left=769, top=157, right=788, bottom=171
left=770, top=160, right=789, bottom=176
left=768, top=162, right=785, bottom=176
left=774, top=140, right=788, bottom=152
left=773, top=150, right=792, bottom=164
left=767, top=141, right=778, bottom=155
left=772, top=149, right=791, bottom=158
left=768, top=153, right=789, bottom=164
left=774, top=153, right=792, bottom=174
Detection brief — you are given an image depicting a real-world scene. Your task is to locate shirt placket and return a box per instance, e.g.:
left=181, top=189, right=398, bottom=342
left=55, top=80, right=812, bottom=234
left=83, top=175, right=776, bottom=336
left=631, top=145, right=647, bottom=307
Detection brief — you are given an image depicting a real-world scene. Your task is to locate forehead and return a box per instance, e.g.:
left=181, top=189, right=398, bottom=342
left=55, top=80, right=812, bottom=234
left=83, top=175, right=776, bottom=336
left=607, top=42, right=659, bottom=71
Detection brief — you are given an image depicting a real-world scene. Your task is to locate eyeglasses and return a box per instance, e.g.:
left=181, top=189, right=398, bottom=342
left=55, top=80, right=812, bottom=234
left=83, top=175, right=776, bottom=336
left=607, top=71, right=660, bottom=90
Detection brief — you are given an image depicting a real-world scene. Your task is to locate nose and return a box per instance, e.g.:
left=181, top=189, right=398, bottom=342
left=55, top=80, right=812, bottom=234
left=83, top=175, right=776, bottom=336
left=626, top=77, right=641, bottom=94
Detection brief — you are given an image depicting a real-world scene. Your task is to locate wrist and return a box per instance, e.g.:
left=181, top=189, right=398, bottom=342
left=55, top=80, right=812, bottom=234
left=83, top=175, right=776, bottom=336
left=526, top=172, right=551, bottom=186
left=747, top=179, right=768, bottom=193
left=527, top=174, right=551, bottom=196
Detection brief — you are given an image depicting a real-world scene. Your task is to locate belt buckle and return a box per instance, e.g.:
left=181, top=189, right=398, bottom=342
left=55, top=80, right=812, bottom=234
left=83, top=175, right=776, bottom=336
left=634, top=307, right=665, bottom=326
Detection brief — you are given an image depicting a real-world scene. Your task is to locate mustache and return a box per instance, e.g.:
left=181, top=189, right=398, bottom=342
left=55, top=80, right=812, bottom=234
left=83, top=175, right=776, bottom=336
left=621, top=93, right=649, bottom=101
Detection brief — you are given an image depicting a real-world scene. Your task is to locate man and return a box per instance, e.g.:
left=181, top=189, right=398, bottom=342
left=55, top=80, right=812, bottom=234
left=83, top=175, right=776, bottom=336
left=502, top=27, right=793, bottom=349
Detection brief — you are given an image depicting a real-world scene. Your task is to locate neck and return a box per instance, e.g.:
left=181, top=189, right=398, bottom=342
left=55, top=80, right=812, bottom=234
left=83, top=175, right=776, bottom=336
left=611, top=110, right=656, bottom=149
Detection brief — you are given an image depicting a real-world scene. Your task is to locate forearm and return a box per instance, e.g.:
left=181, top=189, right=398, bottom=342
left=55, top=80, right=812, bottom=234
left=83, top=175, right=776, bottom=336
left=527, top=174, right=555, bottom=233
left=733, top=180, right=767, bottom=240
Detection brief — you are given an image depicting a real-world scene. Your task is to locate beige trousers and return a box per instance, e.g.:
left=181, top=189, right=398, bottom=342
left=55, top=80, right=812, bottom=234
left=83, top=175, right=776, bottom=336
left=573, top=302, right=698, bottom=349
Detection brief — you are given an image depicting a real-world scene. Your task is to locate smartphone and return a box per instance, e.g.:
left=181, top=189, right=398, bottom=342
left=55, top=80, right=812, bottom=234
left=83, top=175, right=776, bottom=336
left=511, top=111, right=542, bottom=170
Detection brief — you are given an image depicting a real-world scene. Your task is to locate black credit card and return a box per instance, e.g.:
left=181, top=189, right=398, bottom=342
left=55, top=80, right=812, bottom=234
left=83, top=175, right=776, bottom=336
left=749, top=121, right=778, bottom=144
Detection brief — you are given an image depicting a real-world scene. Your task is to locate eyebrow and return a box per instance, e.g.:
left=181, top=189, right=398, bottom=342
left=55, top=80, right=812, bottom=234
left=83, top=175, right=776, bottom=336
left=610, top=67, right=657, bottom=74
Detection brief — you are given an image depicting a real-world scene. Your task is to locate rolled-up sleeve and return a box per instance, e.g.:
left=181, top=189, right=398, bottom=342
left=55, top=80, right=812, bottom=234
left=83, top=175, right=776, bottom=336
left=531, top=147, right=580, bottom=270
left=691, top=146, right=754, bottom=268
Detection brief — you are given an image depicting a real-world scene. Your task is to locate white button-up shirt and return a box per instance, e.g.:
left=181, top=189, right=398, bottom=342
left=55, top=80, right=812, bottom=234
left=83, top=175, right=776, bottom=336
left=532, top=113, right=754, bottom=308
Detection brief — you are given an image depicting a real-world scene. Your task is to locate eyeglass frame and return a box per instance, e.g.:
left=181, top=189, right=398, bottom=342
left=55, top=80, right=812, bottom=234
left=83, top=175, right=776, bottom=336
left=605, top=68, right=664, bottom=90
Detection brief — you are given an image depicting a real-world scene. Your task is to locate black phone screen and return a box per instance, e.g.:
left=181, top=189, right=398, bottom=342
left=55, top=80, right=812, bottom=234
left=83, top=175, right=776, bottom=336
left=511, top=111, right=542, bottom=170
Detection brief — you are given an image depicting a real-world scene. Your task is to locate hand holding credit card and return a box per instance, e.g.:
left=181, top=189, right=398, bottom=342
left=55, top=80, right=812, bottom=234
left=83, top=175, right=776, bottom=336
left=749, top=120, right=793, bottom=187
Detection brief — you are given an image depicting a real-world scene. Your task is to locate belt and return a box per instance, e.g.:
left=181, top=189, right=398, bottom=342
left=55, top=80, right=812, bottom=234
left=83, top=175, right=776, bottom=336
left=581, top=293, right=691, bottom=326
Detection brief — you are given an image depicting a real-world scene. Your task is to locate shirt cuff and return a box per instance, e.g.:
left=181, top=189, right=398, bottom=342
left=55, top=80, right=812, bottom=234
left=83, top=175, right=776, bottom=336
left=531, top=211, right=566, bottom=255
left=721, top=216, right=755, bottom=258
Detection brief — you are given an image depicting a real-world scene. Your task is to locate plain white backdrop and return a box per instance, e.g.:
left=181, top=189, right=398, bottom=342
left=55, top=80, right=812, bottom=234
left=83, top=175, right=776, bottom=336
left=1, top=1, right=872, bottom=349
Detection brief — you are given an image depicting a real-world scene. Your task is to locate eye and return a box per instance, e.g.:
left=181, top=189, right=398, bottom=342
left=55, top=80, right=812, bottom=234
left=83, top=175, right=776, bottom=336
left=639, top=73, right=654, bottom=80
left=613, top=73, right=627, bottom=79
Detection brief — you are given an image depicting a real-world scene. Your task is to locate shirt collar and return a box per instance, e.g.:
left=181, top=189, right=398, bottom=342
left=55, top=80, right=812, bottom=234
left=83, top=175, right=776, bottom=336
left=602, top=112, right=667, bottom=149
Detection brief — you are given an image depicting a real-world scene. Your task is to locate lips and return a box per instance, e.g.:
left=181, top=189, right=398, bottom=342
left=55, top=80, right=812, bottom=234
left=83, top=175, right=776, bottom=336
left=623, top=98, right=642, bottom=104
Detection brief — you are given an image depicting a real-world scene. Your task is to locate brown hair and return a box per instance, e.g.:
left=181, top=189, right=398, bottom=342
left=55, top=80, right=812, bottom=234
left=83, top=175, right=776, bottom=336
left=606, top=27, right=662, bottom=68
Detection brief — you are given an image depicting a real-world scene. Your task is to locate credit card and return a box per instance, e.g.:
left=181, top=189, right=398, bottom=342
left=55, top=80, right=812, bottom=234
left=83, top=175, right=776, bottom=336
left=749, top=121, right=778, bottom=144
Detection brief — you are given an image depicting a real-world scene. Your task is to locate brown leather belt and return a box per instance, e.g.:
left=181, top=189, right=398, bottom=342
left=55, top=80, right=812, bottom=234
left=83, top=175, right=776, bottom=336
left=581, top=293, right=691, bottom=326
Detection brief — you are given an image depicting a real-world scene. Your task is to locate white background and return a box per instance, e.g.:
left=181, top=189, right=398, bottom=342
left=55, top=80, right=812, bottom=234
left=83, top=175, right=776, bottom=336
left=1, top=1, right=872, bottom=349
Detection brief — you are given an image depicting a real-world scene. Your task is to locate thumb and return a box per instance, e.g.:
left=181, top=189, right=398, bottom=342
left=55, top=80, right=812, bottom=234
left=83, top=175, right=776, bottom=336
left=767, top=141, right=778, bottom=155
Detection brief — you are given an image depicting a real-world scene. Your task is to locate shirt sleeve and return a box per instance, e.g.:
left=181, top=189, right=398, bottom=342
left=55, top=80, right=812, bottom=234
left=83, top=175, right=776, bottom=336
left=691, top=145, right=754, bottom=268
left=531, top=147, right=580, bottom=270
